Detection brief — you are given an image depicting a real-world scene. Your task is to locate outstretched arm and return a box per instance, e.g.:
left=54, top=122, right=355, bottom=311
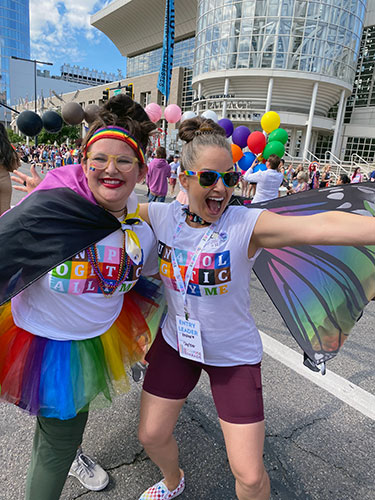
left=11, top=164, right=42, bottom=193
left=249, top=210, right=375, bottom=257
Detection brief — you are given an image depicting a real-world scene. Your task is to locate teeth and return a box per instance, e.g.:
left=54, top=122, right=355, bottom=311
left=102, top=179, right=121, bottom=184
left=207, top=197, right=224, bottom=201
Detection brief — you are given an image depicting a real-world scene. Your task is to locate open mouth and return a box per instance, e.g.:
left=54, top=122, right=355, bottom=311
left=99, top=178, right=124, bottom=188
left=206, top=196, right=224, bottom=216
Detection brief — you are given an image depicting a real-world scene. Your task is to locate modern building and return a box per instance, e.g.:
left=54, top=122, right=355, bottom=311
left=60, top=64, right=118, bottom=86
left=91, top=0, right=375, bottom=165
left=0, top=0, right=30, bottom=124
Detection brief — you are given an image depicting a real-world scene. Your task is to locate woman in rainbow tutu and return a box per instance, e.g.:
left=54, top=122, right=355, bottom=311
left=0, top=95, right=161, bottom=499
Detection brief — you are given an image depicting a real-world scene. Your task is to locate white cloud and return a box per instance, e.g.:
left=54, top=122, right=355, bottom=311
left=29, top=0, right=109, bottom=67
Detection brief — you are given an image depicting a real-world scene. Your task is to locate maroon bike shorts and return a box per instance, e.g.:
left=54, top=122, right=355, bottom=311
left=143, top=332, right=264, bottom=424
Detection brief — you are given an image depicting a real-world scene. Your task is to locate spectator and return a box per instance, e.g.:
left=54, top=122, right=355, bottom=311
left=308, top=162, right=320, bottom=189
left=0, top=123, right=20, bottom=215
left=351, top=167, right=363, bottom=183
left=337, top=173, right=351, bottom=185
left=288, top=171, right=309, bottom=194
left=319, top=164, right=331, bottom=188
left=169, top=154, right=180, bottom=198
left=146, top=146, right=171, bottom=202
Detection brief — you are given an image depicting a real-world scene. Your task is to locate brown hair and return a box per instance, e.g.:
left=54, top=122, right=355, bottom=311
left=0, top=123, right=20, bottom=172
left=155, top=146, right=167, bottom=159
left=178, top=117, right=231, bottom=171
left=81, top=94, right=155, bottom=158
left=267, top=154, right=281, bottom=170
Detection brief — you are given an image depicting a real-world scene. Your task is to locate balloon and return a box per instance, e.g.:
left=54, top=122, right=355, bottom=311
left=201, top=110, right=219, bottom=123
left=17, top=111, right=43, bottom=137
left=218, top=118, right=234, bottom=138
left=238, top=151, right=256, bottom=171
left=180, top=110, right=197, bottom=123
left=253, top=162, right=267, bottom=172
left=231, top=144, right=243, bottom=163
left=247, top=131, right=266, bottom=155
left=164, top=104, right=182, bottom=123
left=262, top=141, right=285, bottom=159
left=268, top=128, right=288, bottom=145
left=62, top=102, right=85, bottom=125
left=42, top=111, right=63, bottom=134
left=84, top=104, right=100, bottom=124
left=232, top=126, right=250, bottom=149
left=261, top=111, right=280, bottom=134
left=145, top=103, right=162, bottom=123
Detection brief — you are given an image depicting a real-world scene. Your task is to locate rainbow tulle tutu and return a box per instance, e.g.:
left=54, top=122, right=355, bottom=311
left=0, top=278, right=165, bottom=420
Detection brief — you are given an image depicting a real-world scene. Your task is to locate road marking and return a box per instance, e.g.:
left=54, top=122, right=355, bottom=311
left=260, top=331, right=375, bottom=421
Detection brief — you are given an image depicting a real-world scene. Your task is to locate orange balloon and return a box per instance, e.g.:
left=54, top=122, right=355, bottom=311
left=231, top=143, right=244, bottom=163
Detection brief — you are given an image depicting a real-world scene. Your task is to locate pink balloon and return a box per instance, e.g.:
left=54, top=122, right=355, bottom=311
left=164, top=104, right=182, bottom=123
left=145, top=103, right=162, bottom=123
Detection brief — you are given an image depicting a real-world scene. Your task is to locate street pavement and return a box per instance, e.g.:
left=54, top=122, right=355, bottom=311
left=1, top=163, right=374, bottom=499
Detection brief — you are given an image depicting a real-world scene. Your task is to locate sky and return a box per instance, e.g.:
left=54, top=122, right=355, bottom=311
left=29, top=0, right=127, bottom=78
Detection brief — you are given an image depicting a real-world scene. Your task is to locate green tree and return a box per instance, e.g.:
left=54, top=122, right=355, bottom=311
left=38, top=124, right=80, bottom=145
left=7, top=128, right=23, bottom=144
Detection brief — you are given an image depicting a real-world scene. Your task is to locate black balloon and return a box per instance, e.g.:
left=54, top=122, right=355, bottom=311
left=17, top=111, right=43, bottom=137
left=42, top=110, right=63, bottom=133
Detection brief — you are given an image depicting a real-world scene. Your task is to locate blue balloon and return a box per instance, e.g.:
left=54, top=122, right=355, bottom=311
left=253, top=162, right=267, bottom=173
left=238, top=151, right=256, bottom=171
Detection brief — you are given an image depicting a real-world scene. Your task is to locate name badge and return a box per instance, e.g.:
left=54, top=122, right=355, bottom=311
left=176, top=315, right=205, bottom=363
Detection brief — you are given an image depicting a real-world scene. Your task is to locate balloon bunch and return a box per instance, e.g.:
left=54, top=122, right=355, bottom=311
left=145, top=104, right=223, bottom=126
left=218, top=111, right=288, bottom=171
left=16, top=102, right=100, bottom=137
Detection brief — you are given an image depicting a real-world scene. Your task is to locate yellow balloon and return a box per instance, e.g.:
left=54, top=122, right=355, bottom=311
left=261, top=111, right=281, bottom=134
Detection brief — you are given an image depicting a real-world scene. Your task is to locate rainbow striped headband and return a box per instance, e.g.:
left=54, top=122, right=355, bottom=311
left=84, top=126, right=145, bottom=164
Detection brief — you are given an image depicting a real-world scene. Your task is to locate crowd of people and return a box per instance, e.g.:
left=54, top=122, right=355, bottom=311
left=1, top=95, right=375, bottom=500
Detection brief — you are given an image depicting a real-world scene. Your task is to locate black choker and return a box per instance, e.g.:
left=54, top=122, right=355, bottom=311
left=183, top=207, right=210, bottom=225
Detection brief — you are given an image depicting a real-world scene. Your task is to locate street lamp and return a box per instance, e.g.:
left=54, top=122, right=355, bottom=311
left=11, top=56, right=53, bottom=145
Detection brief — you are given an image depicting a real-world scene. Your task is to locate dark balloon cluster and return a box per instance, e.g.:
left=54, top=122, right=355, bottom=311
left=16, top=102, right=100, bottom=137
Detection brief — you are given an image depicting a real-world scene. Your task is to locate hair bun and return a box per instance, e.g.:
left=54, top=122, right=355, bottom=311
left=178, top=117, right=226, bottom=143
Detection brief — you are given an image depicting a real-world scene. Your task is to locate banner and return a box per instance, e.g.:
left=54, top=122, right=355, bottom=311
left=157, top=0, right=175, bottom=103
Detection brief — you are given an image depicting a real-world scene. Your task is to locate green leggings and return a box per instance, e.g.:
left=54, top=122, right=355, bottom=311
left=25, top=412, right=88, bottom=500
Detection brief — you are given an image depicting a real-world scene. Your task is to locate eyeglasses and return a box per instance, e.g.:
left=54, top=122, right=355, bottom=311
left=184, top=170, right=241, bottom=188
left=86, top=152, right=139, bottom=172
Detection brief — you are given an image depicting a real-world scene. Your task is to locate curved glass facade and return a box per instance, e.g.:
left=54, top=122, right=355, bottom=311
left=0, top=0, right=30, bottom=105
left=194, top=0, right=366, bottom=84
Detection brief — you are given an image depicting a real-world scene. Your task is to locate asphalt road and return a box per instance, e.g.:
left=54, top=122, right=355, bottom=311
left=1, top=163, right=374, bottom=500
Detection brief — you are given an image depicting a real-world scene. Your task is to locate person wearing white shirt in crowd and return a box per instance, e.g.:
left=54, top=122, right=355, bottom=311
left=243, top=154, right=284, bottom=204
left=169, top=155, right=180, bottom=197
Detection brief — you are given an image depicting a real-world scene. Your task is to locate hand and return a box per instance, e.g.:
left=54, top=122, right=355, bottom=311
left=11, top=164, right=43, bottom=193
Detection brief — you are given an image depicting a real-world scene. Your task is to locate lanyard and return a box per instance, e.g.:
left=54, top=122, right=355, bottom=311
left=171, top=213, right=215, bottom=319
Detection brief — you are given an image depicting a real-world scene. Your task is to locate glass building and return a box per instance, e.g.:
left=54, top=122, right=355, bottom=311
left=0, top=0, right=30, bottom=119
left=194, top=0, right=365, bottom=84
left=127, top=37, right=195, bottom=112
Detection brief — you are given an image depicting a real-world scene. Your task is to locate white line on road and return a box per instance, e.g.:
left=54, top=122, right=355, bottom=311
left=260, top=331, right=375, bottom=421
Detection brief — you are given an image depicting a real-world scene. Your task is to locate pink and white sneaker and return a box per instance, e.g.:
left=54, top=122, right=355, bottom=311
left=138, top=475, right=185, bottom=500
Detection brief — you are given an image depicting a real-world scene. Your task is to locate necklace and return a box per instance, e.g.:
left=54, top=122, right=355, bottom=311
left=87, top=231, right=132, bottom=297
left=183, top=207, right=210, bottom=226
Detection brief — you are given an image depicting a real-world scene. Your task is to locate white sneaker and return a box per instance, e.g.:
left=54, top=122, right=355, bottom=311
left=68, top=448, right=109, bottom=491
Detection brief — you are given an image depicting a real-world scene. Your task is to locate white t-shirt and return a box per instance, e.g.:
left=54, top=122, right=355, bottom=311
left=244, top=168, right=284, bottom=204
left=169, top=161, right=179, bottom=179
left=12, top=194, right=158, bottom=341
left=148, top=201, right=264, bottom=366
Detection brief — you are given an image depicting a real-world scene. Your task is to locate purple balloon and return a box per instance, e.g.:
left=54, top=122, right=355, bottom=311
left=232, top=126, right=250, bottom=149
left=218, top=118, right=234, bottom=138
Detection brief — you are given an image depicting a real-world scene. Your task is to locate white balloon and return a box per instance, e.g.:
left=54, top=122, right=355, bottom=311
left=201, top=110, right=219, bottom=123
left=180, top=110, right=197, bottom=123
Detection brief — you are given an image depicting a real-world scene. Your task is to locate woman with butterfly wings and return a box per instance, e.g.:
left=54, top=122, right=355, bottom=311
left=136, top=117, right=375, bottom=500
